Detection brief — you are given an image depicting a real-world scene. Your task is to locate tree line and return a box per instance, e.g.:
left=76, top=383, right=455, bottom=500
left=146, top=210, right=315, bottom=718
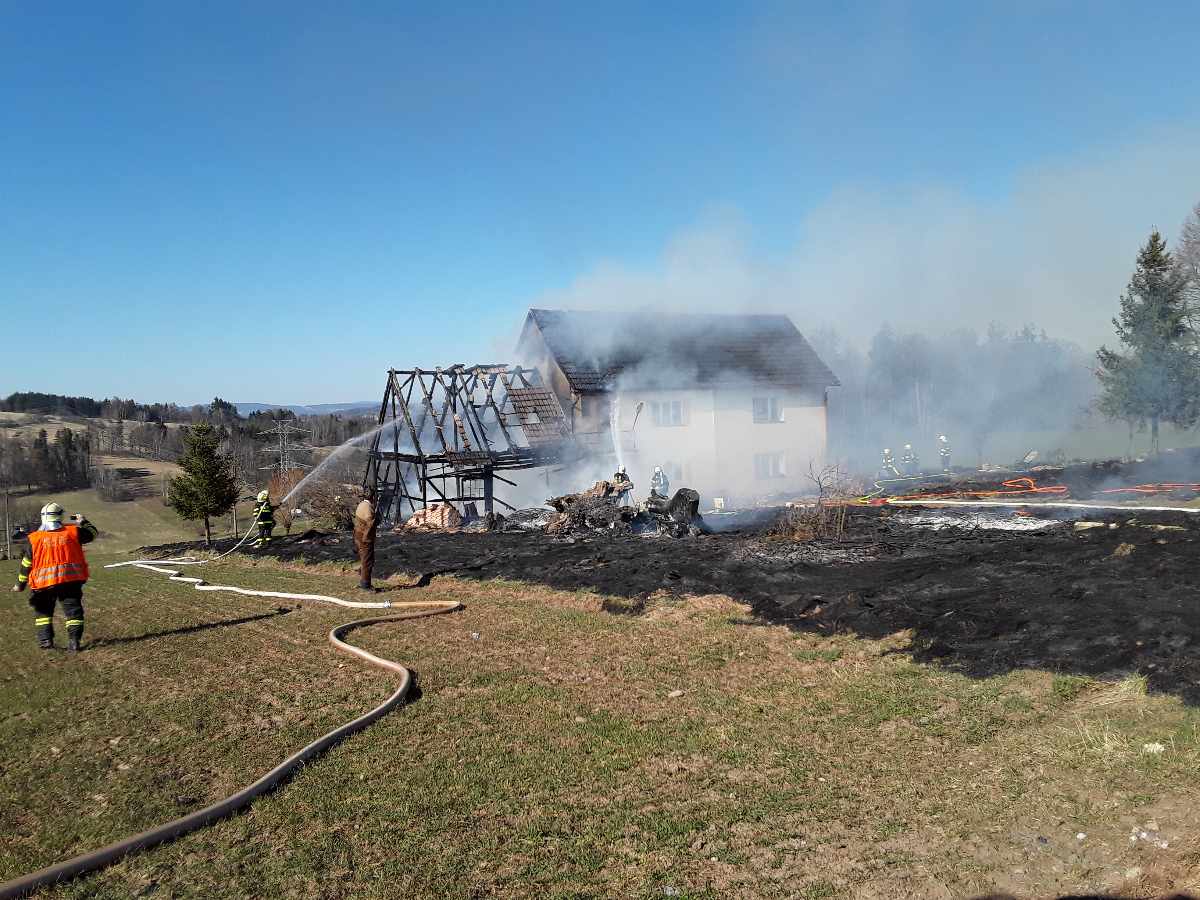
left=0, top=428, right=92, bottom=493
left=811, top=203, right=1200, bottom=469
left=0, top=395, right=375, bottom=496
left=811, top=324, right=1096, bottom=469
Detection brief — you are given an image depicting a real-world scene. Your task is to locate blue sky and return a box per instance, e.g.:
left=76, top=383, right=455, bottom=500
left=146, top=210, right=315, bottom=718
left=3, top=1, right=1199, bottom=404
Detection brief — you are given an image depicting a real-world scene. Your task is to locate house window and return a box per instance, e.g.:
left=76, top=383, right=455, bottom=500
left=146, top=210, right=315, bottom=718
left=754, top=452, right=786, bottom=480
left=752, top=397, right=784, bottom=423
left=650, top=400, right=684, bottom=427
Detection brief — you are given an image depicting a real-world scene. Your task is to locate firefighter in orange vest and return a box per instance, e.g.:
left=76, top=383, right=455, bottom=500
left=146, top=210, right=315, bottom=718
left=11, top=502, right=98, bottom=651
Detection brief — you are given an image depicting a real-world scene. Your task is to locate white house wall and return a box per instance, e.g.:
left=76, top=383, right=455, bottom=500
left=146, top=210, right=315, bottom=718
left=611, top=388, right=827, bottom=507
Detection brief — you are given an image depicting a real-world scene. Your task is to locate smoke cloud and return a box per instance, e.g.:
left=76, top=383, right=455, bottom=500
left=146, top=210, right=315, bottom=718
left=533, top=126, right=1200, bottom=353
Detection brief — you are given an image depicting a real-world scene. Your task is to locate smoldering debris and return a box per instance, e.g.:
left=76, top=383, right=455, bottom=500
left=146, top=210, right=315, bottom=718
left=543, top=481, right=707, bottom=538
left=496, top=508, right=556, bottom=531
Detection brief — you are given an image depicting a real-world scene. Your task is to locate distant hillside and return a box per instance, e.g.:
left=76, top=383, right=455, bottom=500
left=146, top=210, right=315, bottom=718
left=233, top=402, right=376, bottom=417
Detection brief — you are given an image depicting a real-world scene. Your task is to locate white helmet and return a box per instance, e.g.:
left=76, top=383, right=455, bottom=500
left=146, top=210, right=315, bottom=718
left=654, top=466, right=663, bottom=474
left=883, top=448, right=892, bottom=455
left=40, top=502, right=64, bottom=529
left=257, top=490, right=269, bottom=502
left=617, top=466, right=626, bottom=475
left=904, top=443, right=912, bottom=450
left=938, top=434, right=948, bottom=442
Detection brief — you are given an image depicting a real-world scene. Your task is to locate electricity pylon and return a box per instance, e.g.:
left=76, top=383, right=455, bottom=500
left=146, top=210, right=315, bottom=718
left=259, top=421, right=315, bottom=474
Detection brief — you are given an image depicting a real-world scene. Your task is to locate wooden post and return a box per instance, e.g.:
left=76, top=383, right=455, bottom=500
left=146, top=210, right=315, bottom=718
left=3, top=487, right=10, bottom=562
left=483, top=466, right=494, bottom=516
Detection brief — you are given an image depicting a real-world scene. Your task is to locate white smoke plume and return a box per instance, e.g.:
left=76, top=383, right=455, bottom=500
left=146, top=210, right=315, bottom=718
left=533, top=126, right=1200, bottom=353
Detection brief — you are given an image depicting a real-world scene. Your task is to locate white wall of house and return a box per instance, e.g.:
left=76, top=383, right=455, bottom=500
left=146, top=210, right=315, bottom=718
left=611, top=387, right=828, bottom=507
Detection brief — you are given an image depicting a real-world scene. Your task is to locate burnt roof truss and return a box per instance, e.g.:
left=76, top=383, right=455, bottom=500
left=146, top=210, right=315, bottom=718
left=363, top=365, right=575, bottom=523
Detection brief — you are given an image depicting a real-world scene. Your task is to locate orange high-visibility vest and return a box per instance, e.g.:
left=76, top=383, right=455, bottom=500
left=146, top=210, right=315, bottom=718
left=27, top=526, right=90, bottom=590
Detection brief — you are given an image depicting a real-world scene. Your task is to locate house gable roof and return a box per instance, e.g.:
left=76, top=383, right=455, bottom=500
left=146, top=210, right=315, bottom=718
left=520, top=308, right=840, bottom=394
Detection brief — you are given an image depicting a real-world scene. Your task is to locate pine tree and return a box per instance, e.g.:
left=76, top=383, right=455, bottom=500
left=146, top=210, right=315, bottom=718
left=167, top=423, right=240, bottom=545
left=1096, top=231, right=1199, bottom=453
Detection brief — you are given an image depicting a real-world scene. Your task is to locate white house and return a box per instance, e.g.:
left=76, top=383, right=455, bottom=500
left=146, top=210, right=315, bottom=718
left=516, top=308, right=839, bottom=506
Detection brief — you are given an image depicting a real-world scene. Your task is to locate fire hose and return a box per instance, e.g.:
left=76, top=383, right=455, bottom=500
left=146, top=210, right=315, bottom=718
left=868, top=477, right=1200, bottom=512
left=881, top=476, right=1069, bottom=505
left=1099, top=483, right=1200, bottom=495
left=0, top=557, right=461, bottom=899
left=856, top=472, right=947, bottom=503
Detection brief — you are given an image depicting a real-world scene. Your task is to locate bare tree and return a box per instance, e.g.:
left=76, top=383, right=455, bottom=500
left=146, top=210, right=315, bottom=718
left=1180, top=201, right=1200, bottom=307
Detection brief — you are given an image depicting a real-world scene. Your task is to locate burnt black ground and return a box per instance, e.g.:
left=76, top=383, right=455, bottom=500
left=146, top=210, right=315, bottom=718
left=146, top=504, right=1200, bottom=706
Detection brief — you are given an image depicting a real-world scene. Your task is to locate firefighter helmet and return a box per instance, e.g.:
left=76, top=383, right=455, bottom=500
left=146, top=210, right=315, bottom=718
left=257, top=490, right=269, bottom=502
left=40, top=502, right=64, bottom=523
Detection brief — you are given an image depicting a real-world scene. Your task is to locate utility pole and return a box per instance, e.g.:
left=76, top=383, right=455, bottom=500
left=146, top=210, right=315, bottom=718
left=1, top=449, right=10, bottom=560
left=258, top=421, right=315, bottom=476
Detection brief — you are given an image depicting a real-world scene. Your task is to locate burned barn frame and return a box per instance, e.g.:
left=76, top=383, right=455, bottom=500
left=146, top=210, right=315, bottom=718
left=362, top=365, right=574, bottom=523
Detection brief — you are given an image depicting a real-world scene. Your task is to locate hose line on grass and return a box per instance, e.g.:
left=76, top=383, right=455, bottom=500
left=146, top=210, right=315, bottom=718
left=0, top=565, right=460, bottom=900
left=103, top=558, right=395, bottom=608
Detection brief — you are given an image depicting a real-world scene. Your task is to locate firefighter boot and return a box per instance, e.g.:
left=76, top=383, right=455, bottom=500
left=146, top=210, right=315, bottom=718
left=35, top=616, right=54, bottom=650
left=66, top=618, right=84, bottom=652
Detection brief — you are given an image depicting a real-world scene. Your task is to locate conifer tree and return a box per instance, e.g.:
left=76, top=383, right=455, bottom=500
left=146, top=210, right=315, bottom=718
left=1097, top=231, right=1199, bottom=452
left=167, top=423, right=239, bottom=544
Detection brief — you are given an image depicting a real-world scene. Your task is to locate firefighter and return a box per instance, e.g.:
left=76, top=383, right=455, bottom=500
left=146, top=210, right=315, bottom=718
left=613, top=466, right=634, bottom=506
left=252, top=490, right=275, bottom=547
left=11, top=503, right=97, bottom=651
left=881, top=448, right=900, bottom=478
left=353, top=492, right=378, bottom=591
left=900, top=443, right=919, bottom=476
left=938, top=434, right=951, bottom=473
left=649, top=466, right=670, bottom=499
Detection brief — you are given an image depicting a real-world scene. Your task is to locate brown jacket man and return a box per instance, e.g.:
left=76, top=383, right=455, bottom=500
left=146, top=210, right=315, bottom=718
left=353, top=498, right=378, bottom=590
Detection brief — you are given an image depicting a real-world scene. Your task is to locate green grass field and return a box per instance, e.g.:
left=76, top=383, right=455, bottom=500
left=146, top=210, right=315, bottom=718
left=2, top=552, right=1200, bottom=898
left=5, top=488, right=262, bottom=557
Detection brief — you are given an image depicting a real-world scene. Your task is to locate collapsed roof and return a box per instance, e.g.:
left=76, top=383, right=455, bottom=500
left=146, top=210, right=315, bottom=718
left=362, top=365, right=576, bottom=521
left=520, top=308, right=840, bottom=394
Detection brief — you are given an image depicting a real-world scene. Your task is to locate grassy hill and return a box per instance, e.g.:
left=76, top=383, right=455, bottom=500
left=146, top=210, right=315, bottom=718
left=6, top=488, right=199, bottom=552
left=1, top=553, right=1197, bottom=897
left=5, top=458, right=262, bottom=555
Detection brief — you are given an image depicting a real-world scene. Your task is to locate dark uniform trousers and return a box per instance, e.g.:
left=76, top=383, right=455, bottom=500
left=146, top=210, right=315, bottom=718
left=30, top=582, right=85, bottom=646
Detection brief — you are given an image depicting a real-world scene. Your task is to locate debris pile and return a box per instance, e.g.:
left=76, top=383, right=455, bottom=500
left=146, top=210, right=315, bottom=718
left=401, top=503, right=463, bottom=531
left=544, top=482, right=706, bottom=538
left=497, top=508, right=555, bottom=531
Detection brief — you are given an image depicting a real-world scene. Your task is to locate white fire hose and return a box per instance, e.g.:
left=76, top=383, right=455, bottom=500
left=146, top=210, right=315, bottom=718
left=103, top=558, right=395, bottom=607
left=0, top=546, right=460, bottom=898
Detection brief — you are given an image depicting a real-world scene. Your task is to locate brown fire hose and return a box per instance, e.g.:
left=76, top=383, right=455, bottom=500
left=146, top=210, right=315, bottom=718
left=0, top=602, right=461, bottom=899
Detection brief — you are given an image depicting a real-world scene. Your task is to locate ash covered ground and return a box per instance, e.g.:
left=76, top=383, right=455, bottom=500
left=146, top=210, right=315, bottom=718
left=149, top=496, right=1200, bottom=707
